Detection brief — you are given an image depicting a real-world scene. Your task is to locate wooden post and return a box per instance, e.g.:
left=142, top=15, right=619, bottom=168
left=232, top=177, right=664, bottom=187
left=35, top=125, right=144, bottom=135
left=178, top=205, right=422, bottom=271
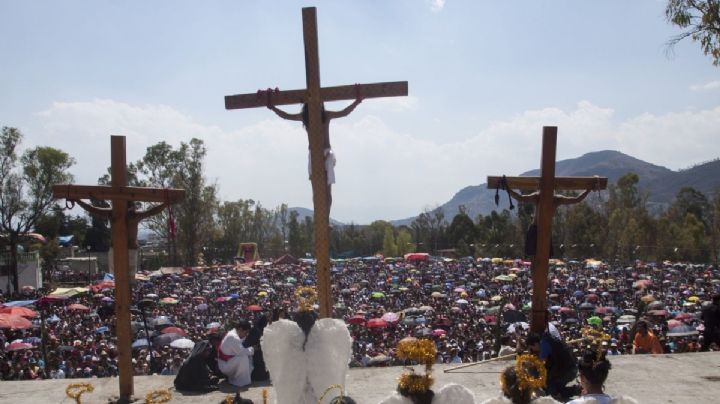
left=110, top=136, right=133, bottom=400
left=224, top=6, right=408, bottom=318
left=530, top=127, right=557, bottom=335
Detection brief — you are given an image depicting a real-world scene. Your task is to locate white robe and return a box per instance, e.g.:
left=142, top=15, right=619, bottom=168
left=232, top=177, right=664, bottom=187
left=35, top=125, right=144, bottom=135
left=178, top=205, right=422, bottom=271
left=218, top=329, right=254, bottom=387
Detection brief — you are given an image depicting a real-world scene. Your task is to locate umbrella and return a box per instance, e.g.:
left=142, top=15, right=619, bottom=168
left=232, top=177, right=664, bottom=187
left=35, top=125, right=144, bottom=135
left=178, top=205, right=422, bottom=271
left=154, top=333, right=183, bottom=347
left=559, top=307, right=576, bottom=314
left=585, top=294, right=599, bottom=303
left=247, top=304, right=262, bottom=312
left=594, top=307, right=614, bottom=315
left=68, top=304, right=90, bottom=312
left=587, top=316, right=603, bottom=326
left=432, top=329, right=447, bottom=336
left=145, top=293, right=159, bottom=299
left=491, top=295, right=503, bottom=302
left=674, top=312, right=694, bottom=321
left=367, top=318, right=388, bottom=329
left=617, top=315, right=636, bottom=324
left=341, top=289, right=352, bottom=295
left=453, top=287, right=466, bottom=293
left=415, top=328, right=432, bottom=337
left=258, top=291, right=268, bottom=297
left=372, top=292, right=385, bottom=299
left=550, top=305, right=562, bottom=311
left=170, top=338, right=195, bottom=349
left=506, top=322, right=530, bottom=334
left=455, top=299, right=468, bottom=305
left=419, top=306, right=434, bottom=312
left=95, top=326, right=110, bottom=333
left=503, top=310, right=527, bottom=323
left=132, top=339, right=149, bottom=349
left=195, top=303, right=208, bottom=311
left=414, top=316, right=427, bottom=324
left=159, top=297, right=178, bottom=305
left=0, top=313, right=33, bottom=329
left=667, top=319, right=684, bottom=330
left=101, top=296, right=114, bottom=302
left=579, top=302, right=596, bottom=311
left=7, top=341, right=33, bottom=351
left=381, top=312, right=400, bottom=323
left=369, top=354, right=391, bottom=365
left=433, top=317, right=452, bottom=327
left=640, top=294, right=656, bottom=303
left=161, top=326, right=188, bottom=336
left=206, top=322, right=222, bottom=329
left=666, top=325, right=699, bottom=337
left=687, top=296, right=700, bottom=302
left=0, top=307, right=38, bottom=318
left=633, top=280, right=652, bottom=289
left=347, top=315, right=366, bottom=325
left=153, top=316, right=173, bottom=326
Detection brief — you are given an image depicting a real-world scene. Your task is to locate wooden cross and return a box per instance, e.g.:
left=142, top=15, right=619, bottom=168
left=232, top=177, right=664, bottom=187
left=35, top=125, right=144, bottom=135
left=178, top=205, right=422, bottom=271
left=53, top=136, right=184, bottom=401
left=224, top=7, right=408, bottom=318
left=488, top=126, right=608, bottom=334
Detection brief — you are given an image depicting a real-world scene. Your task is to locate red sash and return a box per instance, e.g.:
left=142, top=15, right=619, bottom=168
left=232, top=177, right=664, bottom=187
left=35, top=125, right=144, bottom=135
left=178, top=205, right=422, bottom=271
left=218, top=348, right=234, bottom=362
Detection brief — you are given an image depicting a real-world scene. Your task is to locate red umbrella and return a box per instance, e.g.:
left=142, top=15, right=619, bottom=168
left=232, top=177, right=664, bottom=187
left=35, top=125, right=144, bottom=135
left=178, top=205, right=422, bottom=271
left=667, top=319, right=684, bottom=330
left=433, top=317, right=452, bottom=327
left=347, top=315, right=366, bottom=325
left=367, top=318, right=388, bottom=329
left=0, top=314, right=33, bottom=329
left=594, top=307, right=613, bottom=315
left=0, top=307, right=38, bottom=318
left=161, top=326, right=188, bottom=337
left=432, top=329, right=447, bottom=336
left=585, top=294, right=599, bottom=302
left=674, top=312, right=693, bottom=321
left=559, top=307, right=575, bottom=314
left=246, top=304, right=263, bottom=312
left=67, top=304, right=90, bottom=312
left=7, top=341, right=33, bottom=351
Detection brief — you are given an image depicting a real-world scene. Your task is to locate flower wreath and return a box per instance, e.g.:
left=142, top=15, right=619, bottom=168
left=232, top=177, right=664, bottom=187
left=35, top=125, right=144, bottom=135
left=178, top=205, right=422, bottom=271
left=295, top=286, right=318, bottom=312
left=396, top=338, right=437, bottom=394
left=65, top=383, right=94, bottom=404
left=500, top=354, right=547, bottom=393
left=145, top=389, right=172, bottom=404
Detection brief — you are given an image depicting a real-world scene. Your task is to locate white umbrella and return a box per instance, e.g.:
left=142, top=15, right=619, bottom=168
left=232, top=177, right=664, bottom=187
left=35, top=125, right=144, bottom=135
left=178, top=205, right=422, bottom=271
left=195, top=303, right=208, bottom=311
left=170, top=338, right=195, bottom=349
left=455, top=299, right=469, bottom=305
left=506, top=322, right=529, bottom=334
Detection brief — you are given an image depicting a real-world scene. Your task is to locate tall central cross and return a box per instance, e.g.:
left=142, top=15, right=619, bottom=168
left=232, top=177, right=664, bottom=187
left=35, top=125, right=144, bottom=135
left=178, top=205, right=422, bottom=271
left=225, top=7, right=408, bottom=318
left=488, top=127, right=608, bottom=334
left=53, top=136, right=184, bottom=402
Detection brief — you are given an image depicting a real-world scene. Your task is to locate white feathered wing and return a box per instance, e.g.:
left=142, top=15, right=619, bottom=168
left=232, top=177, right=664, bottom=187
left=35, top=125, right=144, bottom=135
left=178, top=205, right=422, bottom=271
left=305, top=318, right=353, bottom=404
left=433, top=383, right=477, bottom=404
left=261, top=319, right=308, bottom=404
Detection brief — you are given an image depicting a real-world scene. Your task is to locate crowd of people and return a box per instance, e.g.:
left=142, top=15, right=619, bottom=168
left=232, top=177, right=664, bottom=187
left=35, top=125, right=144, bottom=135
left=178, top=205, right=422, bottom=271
left=1, top=255, right=719, bottom=387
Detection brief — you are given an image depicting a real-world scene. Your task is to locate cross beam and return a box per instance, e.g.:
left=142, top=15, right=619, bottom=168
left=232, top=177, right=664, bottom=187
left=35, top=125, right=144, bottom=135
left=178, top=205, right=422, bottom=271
left=487, top=127, right=607, bottom=335
left=487, top=176, right=608, bottom=191
left=225, top=82, right=408, bottom=110
left=52, top=136, right=184, bottom=401
left=224, top=7, right=407, bottom=318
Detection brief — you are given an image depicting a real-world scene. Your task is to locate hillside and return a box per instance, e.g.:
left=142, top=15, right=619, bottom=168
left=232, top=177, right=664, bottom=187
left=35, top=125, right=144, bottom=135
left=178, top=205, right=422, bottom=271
left=389, top=150, right=720, bottom=226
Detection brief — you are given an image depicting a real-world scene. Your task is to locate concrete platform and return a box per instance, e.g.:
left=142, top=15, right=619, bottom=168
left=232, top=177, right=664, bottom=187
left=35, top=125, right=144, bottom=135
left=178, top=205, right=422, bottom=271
left=1, top=352, right=719, bottom=403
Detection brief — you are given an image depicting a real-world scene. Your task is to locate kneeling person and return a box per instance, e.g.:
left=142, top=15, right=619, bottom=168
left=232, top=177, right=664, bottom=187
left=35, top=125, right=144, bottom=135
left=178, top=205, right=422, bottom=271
left=218, top=320, right=255, bottom=387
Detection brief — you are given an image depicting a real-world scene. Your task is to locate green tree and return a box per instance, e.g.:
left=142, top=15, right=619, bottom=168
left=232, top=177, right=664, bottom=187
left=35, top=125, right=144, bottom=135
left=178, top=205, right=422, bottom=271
left=395, top=227, right=413, bottom=256
left=0, top=127, right=75, bottom=292
left=666, top=0, right=720, bottom=66
left=446, top=207, right=476, bottom=256
left=382, top=226, right=398, bottom=257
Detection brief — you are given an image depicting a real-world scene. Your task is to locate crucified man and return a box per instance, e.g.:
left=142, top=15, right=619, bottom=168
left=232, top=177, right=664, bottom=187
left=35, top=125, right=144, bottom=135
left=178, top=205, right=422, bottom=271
left=505, top=178, right=599, bottom=257
left=266, top=85, right=363, bottom=209
left=73, top=199, right=169, bottom=275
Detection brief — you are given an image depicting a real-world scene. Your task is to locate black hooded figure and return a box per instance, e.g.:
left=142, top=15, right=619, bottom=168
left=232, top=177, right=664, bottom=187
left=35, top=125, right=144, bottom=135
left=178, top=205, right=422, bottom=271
left=174, top=340, right=219, bottom=392
left=242, top=314, right=270, bottom=381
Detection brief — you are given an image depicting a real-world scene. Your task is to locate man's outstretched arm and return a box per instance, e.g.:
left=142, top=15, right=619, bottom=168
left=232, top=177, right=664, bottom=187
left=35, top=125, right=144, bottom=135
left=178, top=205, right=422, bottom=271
left=555, top=189, right=592, bottom=206
left=506, top=188, right=539, bottom=204
left=134, top=203, right=168, bottom=221
left=73, top=199, right=112, bottom=219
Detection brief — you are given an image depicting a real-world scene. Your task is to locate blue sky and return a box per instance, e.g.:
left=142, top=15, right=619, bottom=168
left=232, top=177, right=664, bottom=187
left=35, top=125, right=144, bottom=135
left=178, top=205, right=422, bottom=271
left=1, top=0, right=718, bottom=224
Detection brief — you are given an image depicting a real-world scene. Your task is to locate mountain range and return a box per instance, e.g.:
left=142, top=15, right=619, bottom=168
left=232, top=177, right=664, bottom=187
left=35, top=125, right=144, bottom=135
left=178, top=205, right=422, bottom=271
left=290, top=150, right=720, bottom=226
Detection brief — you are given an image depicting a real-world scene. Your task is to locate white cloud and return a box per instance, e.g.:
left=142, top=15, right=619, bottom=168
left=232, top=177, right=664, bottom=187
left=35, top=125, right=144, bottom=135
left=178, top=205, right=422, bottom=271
left=429, top=0, right=446, bottom=13
left=27, top=99, right=720, bottom=224
left=690, top=80, right=720, bottom=91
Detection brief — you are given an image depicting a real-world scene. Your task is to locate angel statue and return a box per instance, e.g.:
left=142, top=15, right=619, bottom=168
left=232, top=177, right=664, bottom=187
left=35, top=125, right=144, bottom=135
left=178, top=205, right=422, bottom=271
left=260, top=287, right=353, bottom=404
left=377, top=338, right=476, bottom=404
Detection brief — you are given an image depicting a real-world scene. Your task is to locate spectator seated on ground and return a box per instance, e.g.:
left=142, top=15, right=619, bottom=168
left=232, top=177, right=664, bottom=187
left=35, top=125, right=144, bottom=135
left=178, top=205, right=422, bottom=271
left=174, top=340, right=219, bottom=392
left=566, top=348, right=638, bottom=404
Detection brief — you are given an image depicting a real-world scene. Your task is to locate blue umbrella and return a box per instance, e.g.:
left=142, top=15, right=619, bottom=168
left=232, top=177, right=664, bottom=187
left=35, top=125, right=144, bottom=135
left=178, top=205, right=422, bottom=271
left=132, top=339, right=149, bottom=349
left=574, top=291, right=584, bottom=298
left=550, top=305, right=562, bottom=311
left=96, top=326, right=110, bottom=334
left=23, top=336, right=41, bottom=344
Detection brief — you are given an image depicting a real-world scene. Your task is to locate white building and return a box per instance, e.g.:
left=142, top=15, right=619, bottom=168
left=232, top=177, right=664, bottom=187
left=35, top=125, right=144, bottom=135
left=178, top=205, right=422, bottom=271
left=0, top=251, right=42, bottom=293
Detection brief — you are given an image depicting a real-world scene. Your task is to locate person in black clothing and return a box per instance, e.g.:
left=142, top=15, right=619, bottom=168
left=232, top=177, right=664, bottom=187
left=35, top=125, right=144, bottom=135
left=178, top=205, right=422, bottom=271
left=526, top=332, right=580, bottom=401
left=242, top=314, right=269, bottom=382
left=701, top=294, right=720, bottom=351
left=174, top=340, right=219, bottom=392
left=206, top=333, right=223, bottom=378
